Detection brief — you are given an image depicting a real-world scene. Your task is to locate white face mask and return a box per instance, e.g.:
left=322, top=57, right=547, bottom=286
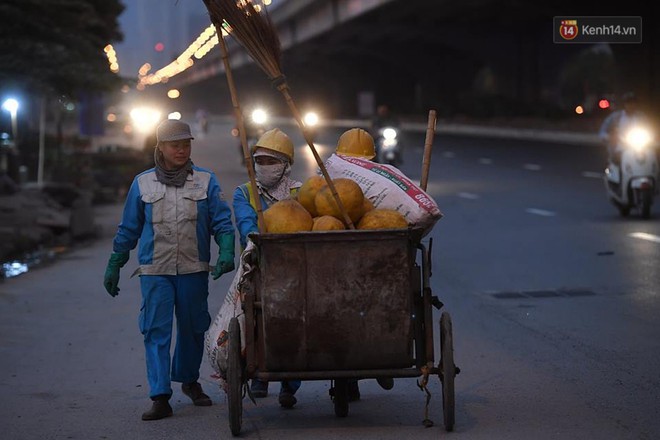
left=255, top=162, right=287, bottom=188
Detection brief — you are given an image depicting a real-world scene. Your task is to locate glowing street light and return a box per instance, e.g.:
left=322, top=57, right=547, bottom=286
left=2, top=98, right=19, bottom=140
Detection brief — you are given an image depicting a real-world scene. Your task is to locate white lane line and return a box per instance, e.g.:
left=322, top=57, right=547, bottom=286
left=525, top=208, right=556, bottom=217
left=479, top=158, right=492, bottom=165
left=523, top=163, right=542, bottom=171
left=458, top=192, right=479, bottom=200
left=443, top=151, right=455, bottom=158
left=582, top=171, right=603, bottom=179
left=629, top=232, right=660, bottom=243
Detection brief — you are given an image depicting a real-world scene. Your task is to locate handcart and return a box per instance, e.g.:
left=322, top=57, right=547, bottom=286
left=225, top=228, right=458, bottom=436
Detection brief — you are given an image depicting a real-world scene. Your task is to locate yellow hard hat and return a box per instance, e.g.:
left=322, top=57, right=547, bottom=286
left=336, top=128, right=375, bottom=160
left=252, top=128, right=295, bottom=164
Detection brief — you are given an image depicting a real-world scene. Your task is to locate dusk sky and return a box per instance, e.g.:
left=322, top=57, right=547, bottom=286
left=115, top=0, right=211, bottom=80
left=114, top=0, right=285, bottom=81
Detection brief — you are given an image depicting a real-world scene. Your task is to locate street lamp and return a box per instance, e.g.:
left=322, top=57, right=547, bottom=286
left=2, top=98, right=19, bottom=140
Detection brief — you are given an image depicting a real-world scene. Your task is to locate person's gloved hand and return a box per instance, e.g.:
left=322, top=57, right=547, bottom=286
left=212, top=232, right=235, bottom=280
left=103, top=252, right=129, bottom=297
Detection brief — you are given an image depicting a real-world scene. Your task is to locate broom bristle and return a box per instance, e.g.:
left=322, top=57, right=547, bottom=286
left=204, top=0, right=282, bottom=79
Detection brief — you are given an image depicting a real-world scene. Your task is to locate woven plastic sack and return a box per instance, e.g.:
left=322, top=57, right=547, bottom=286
left=205, top=241, right=256, bottom=389
left=324, top=153, right=442, bottom=235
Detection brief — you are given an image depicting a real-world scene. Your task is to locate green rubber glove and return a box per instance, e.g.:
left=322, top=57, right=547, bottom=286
left=103, top=252, right=129, bottom=297
left=212, top=232, right=235, bottom=280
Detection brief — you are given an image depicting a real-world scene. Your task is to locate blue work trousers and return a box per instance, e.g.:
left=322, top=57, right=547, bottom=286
left=139, top=272, right=211, bottom=398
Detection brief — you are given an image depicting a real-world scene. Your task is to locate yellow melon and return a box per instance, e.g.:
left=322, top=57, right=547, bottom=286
left=297, top=175, right=327, bottom=217
left=264, top=199, right=313, bottom=233
left=360, top=197, right=375, bottom=218
left=357, top=208, right=408, bottom=230
left=312, top=215, right=346, bottom=231
left=314, top=178, right=364, bottom=224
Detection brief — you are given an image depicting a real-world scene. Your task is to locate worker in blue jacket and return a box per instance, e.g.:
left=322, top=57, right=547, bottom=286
left=103, top=119, right=236, bottom=421
left=233, top=128, right=302, bottom=408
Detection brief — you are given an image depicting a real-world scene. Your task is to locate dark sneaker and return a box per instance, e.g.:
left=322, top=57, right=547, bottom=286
left=142, top=396, right=173, bottom=421
left=251, top=379, right=268, bottom=398
left=348, top=380, right=360, bottom=402
left=278, top=391, right=297, bottom=408
left=377, top=377, right=394, bottom=390
left=182, top=382, right=212, bottom=406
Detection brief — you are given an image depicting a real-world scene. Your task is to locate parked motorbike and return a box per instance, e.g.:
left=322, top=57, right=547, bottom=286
left=375, top=126, right=402, bottom=166
left=604, top=125, right=659, bottom=218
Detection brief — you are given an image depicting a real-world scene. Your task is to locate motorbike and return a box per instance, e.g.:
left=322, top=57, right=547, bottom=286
left=232, top=107, right=269, bottom=165
left=375, top=126, right=402, bottom=166
left=302, top=110, right=320, bottom=143
left=604, top=125, right=659, bottom=218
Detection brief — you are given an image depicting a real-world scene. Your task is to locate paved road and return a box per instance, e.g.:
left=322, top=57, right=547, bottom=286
left=1, top=120, right=658, bottom=439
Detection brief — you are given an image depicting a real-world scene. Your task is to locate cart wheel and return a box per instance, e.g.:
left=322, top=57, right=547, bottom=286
left=332, top=379, right=349, bottom=417
left=228, top=317, right=243, bottom=436
left=439, top=312, right=456, bottom=431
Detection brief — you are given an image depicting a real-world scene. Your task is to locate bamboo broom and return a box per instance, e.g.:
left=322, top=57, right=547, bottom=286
left=203, top=0, right=355, bottom=229
left=202, top=5, right=266, bottom=232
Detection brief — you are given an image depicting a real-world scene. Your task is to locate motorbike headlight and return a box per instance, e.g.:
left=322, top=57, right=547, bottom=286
left=303, top=111, right=319, bottom=127
left=251, top=108, right=268, bottom=124
left=624, top=127, right=652, bottom=151
left=383, top=127, right=398, bottom=140
left=130, top=107, right=161, bottom=133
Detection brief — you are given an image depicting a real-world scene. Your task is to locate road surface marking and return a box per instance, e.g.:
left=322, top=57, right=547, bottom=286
left=629, top=232, right=660, bottom=243
left=525, top=208, right=556, bottom=217
left=458, top=192, right=479, bottom=200
left=582, top=171, right=603, bottom=179
left=443, top=151, right=455, bottom=158
left=479, top=158, right=492, bottom=165
left=523, top=163, right=542, bottom=171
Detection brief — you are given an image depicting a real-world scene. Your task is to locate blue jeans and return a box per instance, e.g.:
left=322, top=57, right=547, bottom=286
left=139, top=272, right=211, bottom=398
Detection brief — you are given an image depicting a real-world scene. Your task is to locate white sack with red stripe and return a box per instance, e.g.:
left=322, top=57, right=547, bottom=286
left=324, top=154, right=442, bottom=235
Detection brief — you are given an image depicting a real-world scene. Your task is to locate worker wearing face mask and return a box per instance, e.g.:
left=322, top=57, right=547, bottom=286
left=232, top=128, right=302, bottom=408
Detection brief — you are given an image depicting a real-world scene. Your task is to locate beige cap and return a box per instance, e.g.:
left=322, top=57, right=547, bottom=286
left=156, top=119, right=194, bottom=142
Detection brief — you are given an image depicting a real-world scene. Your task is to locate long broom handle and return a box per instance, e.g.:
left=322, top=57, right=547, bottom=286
left=275, top=82, right=355, bottom=229
left=420, top=110, right=437, bottom=192
left=217, top=28, right=266, bottom=233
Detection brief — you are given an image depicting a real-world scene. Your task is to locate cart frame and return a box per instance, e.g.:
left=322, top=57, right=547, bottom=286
left=225, top=228, right=456, bottom=435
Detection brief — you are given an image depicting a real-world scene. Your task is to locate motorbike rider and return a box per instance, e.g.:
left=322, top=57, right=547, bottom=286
left=598, top=92, right=651, bottom=164
left=369, top=104, right=402, bottom=163
left=195, top=108, right=209, bottom=135
left=232, top=128, right=303, bottom=408
left=370, top=104, right=399, bottom=134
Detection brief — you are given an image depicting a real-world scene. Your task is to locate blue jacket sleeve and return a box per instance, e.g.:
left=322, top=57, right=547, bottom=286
left=232, top=185, right=259, bottom=250
left=207, top=172, right=235, bottom=237
left=112, top=177, right=144, bottom=253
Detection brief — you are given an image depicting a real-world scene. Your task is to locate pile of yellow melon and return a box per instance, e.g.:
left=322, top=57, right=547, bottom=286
left=263, top=175, right=408, bottom=233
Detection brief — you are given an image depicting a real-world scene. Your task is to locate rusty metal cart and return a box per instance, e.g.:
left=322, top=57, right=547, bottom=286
left=225, top=228, right=457, bottom=436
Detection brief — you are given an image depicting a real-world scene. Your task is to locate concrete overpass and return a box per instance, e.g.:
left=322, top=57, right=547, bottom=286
left=162, top=0, right=659, bottom=120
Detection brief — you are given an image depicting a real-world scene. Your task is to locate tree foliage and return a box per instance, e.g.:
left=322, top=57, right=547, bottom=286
left=0, top=0, right=125, bottom=96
